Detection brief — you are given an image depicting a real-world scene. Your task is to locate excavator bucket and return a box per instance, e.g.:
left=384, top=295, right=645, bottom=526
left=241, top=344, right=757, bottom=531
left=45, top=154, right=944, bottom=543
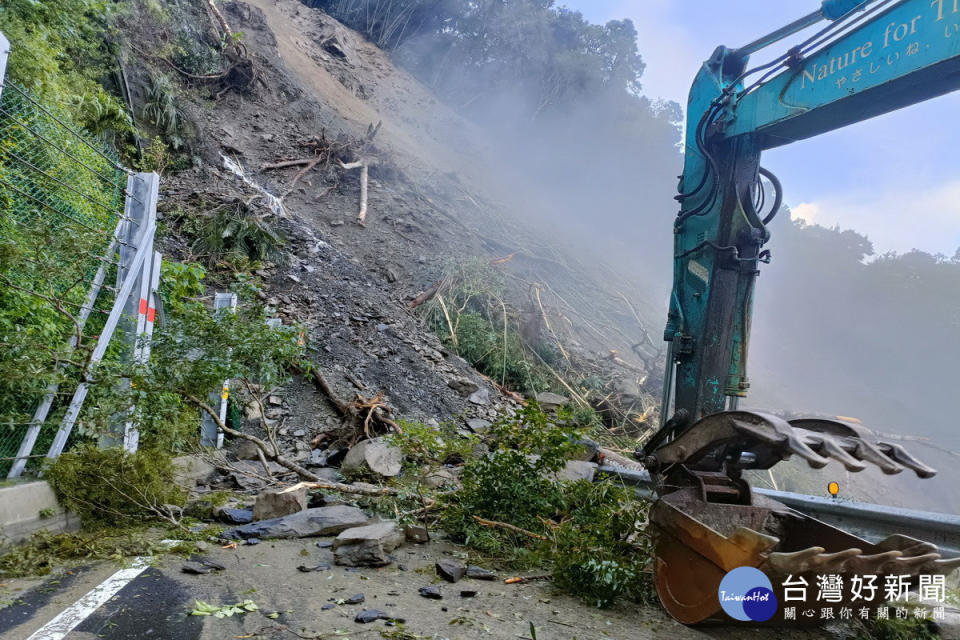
left=639, top=411, right=959, bottom=624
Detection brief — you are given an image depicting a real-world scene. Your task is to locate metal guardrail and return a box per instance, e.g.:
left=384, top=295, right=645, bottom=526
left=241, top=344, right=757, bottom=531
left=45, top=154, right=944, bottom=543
left=598, top=466, right=960, bottom=557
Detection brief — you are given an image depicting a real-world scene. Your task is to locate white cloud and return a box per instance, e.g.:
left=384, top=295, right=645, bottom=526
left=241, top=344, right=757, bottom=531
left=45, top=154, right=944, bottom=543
left=788, top=182, right=960, bottom=255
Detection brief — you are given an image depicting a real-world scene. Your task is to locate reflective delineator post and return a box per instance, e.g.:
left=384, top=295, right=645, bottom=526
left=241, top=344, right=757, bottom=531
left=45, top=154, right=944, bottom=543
left=200, top=292, right=238, bottom=448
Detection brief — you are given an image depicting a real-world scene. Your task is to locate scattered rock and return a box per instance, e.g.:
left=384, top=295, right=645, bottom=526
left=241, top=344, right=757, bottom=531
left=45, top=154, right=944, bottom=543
left=172, top=455, right=216, bottom=488
left=341, top=438, right=402, bottom=477
left=244, top=402, right=262, bottom=421
left=230, top=460, right=288, bottom=490
left=189, top=556, right=226, bottom=571
left=344, top=593, right=365, bottom=605
left=297, top=563, right=332, bottom=572
left=467, top=388, right=490, bottom=406
left=403, top=524, right=429, bottom=544
left=460, top=590, right=478, bottom=598
left=418, top=586, right=442, bottom=600
left=554, top=460, right=598, bottom=482
left=234, top=440, right=262, bottom=460
left=316, top=540, right=333, bottom=548
left=245, top=538, right=260, bottom=545
left=466, top=418, right=492, bottom=434
left=181, top=563, right=212, bottom=575
left=218, top=508, right=254, bottom=525
left=355, top=609, right=392, bottom=624
left=333, top=521, right=404, bottom=567
left=253, top=486, right=307, bottom=521
left=420, top=468, right=456, bottom=490
left=436, top=559, right=466, bottom=583
left=448, top=378, right=480, bottom=395
left=466, top=566, right=496, bottom=581
left=534, top=391, right=569, bottom=410
left=321, top=604, right=335, bottom=610
left=223, top=505, right=369, bottom=540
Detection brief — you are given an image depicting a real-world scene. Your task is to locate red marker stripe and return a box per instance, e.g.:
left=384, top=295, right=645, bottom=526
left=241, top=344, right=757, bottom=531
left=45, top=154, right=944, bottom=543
left=147, top=308, right=156, bottom=323
left=138, top=299, right=148, bottom=314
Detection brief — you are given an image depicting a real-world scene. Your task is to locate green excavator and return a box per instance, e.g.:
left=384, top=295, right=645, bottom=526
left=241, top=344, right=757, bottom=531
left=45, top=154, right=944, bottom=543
left=640, top=0, right=960, bottom=623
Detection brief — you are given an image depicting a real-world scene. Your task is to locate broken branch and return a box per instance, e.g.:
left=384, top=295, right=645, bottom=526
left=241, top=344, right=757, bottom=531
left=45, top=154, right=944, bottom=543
left=471, top=515, right=547, bottom=540
left=186, top=393, right=322, bottom=481
left=280, top=480, right=400, bottom=497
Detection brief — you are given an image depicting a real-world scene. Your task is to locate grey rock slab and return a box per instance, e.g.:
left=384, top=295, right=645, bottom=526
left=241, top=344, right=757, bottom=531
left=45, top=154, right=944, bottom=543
left=436, top=559, right=466, bottom=583
left=466, top=566, right=496, bottom=581
left=467, top=388, right=490, bottom=406
left=466, top=418, right=492, bottom=434
left=253, top=486, right=307, bottom=521
left=333, top=521, right=405, bottom=567
left=340, top=438, right=402, bottom=477
left=172, top=455, right=216, bottom=488
left=222, top=505, right=369, bottom=540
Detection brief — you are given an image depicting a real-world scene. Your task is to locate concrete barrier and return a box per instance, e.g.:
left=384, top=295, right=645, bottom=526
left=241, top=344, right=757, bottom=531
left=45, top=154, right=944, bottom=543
left=0, top=481, right=79, bottom=545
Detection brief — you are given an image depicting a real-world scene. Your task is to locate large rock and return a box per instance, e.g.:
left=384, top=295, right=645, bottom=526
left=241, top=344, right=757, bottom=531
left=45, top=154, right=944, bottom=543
left=534, top=392, right=569, bottom=411
left=172, top=455, right=216, bottom=488
left=333, top=521, right=404, bottom=567
left=253, top=486, right=307, bottom=521
left=341, top=438, right=402, bottom=477
left=222, top=505, right=369, bottom=540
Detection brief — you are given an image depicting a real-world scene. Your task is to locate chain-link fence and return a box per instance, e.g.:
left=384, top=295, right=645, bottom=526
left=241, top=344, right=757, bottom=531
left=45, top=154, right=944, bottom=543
left=0, top=64, right=137, bottom=476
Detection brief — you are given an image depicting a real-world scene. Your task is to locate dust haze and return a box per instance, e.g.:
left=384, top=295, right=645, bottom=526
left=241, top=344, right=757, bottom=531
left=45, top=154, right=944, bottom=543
left=310, top=0, right=960, bottom=513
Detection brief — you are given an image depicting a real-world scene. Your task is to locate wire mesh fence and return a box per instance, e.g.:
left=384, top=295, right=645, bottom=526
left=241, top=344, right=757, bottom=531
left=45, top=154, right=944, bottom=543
left=0, top=77, right=132, bottom=476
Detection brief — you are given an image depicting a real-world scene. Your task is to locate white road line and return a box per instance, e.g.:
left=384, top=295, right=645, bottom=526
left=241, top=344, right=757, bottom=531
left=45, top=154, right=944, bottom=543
left=24, top=557, right=150, bottom=640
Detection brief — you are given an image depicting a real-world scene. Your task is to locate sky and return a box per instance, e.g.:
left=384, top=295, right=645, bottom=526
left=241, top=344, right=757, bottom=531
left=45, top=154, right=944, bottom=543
left=562, top=0, right=960, bottom=257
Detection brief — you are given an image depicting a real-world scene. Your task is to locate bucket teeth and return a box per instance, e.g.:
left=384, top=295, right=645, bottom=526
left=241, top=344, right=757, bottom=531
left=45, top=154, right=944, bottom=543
left=876, top=534, right=938, bottom=555
left=764, top=547, right=862, bottom=574
left=876, top=442, right=937, bottom=478
left=932, top=557, right=960, bottom=575
left=842, top=551, right=903, bottom=574
left=806, top=548, right=863, bottom=572
left=802, top=433, right=867, bottom=472
left=851, top=439, right=905, bottom=475
left=890, top=552, right=941, bottom=570
left=764, top=546, right=825, bottom=574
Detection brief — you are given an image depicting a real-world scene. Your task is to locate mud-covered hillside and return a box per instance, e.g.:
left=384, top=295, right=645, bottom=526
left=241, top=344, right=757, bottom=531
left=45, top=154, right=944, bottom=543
left=131, top=0, right=664, bottom=441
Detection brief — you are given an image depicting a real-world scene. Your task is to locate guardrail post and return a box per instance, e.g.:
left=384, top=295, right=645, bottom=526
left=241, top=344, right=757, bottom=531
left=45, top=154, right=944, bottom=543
left=200, top=293, right=238, bottom=448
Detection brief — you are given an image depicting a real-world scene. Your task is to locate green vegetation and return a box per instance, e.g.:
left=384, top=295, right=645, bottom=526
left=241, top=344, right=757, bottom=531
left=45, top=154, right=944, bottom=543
left=854, top=615, right=940, bottom=640
left=47, top=445, right=185, bottom=527
left=420, top=260, right=558, bottom=394
left=0, top=528, right=166, bottom=578
left=410, top=404, right=655, bottom=608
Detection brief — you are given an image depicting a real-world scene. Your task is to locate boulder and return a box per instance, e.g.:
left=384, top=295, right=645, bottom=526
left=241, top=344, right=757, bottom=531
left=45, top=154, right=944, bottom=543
left=448, top=377, right=480, bottom=395
left=534, top=392, right=568, bottom=411
left=466, top=418, right=492, bottom=434
left=436, top=559, right=466, bottom=583
left=233, top=441, right=262, bottom=460
left=468, top=388, right=490, bottom=406
left=253, top=486, right=307, bottom=521
left=222, top=505, right=369, bottom=540
left=172, top=455, right=216, bottom=488
left=421, top=468, right=457, bottom=490
left=404, top=524, right=429, bottom=544
left=466, top=566, right=496, bottom=581
left=333, top=521, right=405, bottom=567
left=341, top=438, right=402, bottom=477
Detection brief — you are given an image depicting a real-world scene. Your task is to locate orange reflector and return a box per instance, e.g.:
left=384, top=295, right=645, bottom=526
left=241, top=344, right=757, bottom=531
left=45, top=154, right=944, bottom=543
left=828, top=481, right=840, bottom=497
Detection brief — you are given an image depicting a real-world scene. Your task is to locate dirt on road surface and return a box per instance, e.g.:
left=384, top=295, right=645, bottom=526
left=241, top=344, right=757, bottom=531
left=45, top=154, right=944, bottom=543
left=0, top=536, right=840, bottom=640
